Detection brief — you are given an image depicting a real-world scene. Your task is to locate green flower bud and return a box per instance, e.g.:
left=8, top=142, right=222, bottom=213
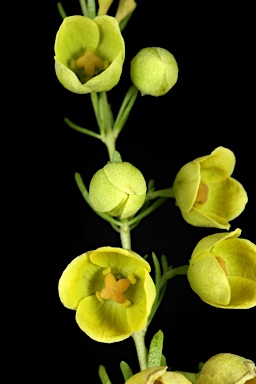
left=54, top=15, right=125, bottom=94
left=197, top=353, right=256, bottom=384
left=187, top=228, right=256, bottom=308
left=173, top=146, right=248, bottom=229
left=89, top=161, right=146, bottom=219
left=130, top=47, right=178, bottom=96
left=125, top=366, right=192, bottom=384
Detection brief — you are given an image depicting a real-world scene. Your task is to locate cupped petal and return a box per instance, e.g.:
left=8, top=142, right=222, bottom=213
left=89, top=168, right=126, bottom=212
left=187, top=252, right=231, bottom=306
left=181, top=208, right=231, bottom=229
left=173, top=161, right=200, bottom=212
left=199, top=147, right=236, bottom=182
left=90, top=247, right=151, bottom=274
left=94, top=16, right=125, bottom=62
left=212, top=238, right=256, bottom=280
left=196, top=374, right=214, bottom=384
left=55, top=60, right=94, bottom=94
left=103, top=162, right=147, bottom=195
left=126, top=267, right=156, bottom=330
left=199, top=178, right=247, bottom=221
left=191, top=229, right=241, bottom=259
left=58, top=251, right=103, bottom=309
left=85, top=51, right=124, bottom=92
left=54, top=16, right=100, bottom=66
left=159, top=371, right=193, bottom=383
left=120, top=193, right=146, bottom=219
left=76, top=295, right=133, bottom=342
left=224, top=276, right=256, bottom=308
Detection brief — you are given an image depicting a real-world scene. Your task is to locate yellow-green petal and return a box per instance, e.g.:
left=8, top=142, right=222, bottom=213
left=223, top=277, right=256, bottom=308
left=126, top=267, right=156, bottom=330
left=90, top=247, right=151, bottom=274
left=125, top=367, right=168, bottom=384
left=58, top=251, right=102, bottom=309
left=76, top=295, right=133, bottom=342
left=212, top=238, right=256, bottom=280
left=181, top=208, right=231, bottom=229
left=173, top=161, right=200, bottom=212
left=199, top=178, right=247, bottom=221
left=187, top=253, right=231, bottom=306
left=120, top=193, right=146, bottom=219
left=191, top=229, right=241, bottom=259
left=199, top=147, right=236, bottom=182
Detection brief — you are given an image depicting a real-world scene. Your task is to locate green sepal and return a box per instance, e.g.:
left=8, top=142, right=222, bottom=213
left=98, top=365, right=112, bottom=384
left=120, top=361, right=133, bottom=381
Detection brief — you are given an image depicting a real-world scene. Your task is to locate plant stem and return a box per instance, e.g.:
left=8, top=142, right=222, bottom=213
left=132, top=328, right=148, bottom=371
left=160, top=265, right=189, bottom=289
left=146, top=187, right=174, bottom=201
left=120, top=220, right=131, bottom=249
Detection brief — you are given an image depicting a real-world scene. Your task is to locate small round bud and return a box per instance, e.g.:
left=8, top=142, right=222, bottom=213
left=130, top=47, right=178, bottom=96
left=89, top=161, right=146, bottom=219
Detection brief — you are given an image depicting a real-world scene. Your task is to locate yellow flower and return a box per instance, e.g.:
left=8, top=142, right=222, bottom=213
left=54, top=15, right=125, bottom=94
left=89, top=161, right=147, bottom=219
left=125, top=366, right=192, bottom=384
left=196, top=353, right=256, bottom=384
left=187, top=228, right=256, bottom=308
left=130, top=47, right=178, bottom=96
left=58, top=247, right=156, bottom=342
left=173, top=146, right=248, bottom=229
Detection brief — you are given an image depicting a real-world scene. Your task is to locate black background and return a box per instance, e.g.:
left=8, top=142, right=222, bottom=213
left=47, top=1, right=256, bottom=382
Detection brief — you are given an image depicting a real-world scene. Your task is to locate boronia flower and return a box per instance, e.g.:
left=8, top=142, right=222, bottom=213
left=173, top=146, right=248, bottom=229
left=58, top=247, right=156, bottom=342
left=196, top=353, right=256, bottom=384
left=130, top=47, right=178, bottom=96
left=54, top=15, right=125, bottom=94
left=125, top=366, right=192, bottom=384
left=89, top=161, right=147, bottom=219
left=187, top=228, right=256, bottom=308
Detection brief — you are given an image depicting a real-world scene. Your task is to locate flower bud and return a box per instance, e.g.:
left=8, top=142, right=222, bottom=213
left=130, top=47, right=178, bottom=96
left=89, top=161, right=146, bottom=219
left=197, top=353, right=256, bottom=384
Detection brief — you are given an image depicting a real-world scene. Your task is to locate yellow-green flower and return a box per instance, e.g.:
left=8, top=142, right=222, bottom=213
left=58, top=247, right=156, bottom=342
left=54, top=15, right=125, bottom=94
left=196, top=353, right=256, bottom=384
left=125, top=366, right=192, bottom=384
left=187, top=228, right=256, bottom=308
left=130, top=47, right=178, bottom=96
left=89, top=161, right=147, bottom=219
left=115, top=0, right=137, bottom=23
left=173, top=146, right=248, bottom=229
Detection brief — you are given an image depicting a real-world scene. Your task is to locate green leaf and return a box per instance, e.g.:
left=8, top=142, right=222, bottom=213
left=98, top=365, right=112, bottom=384
left=160, top=354, right=167, bottom=366
left=120, top=361, right=133, bottom=381
left=147, top=330, right=164, bottom=368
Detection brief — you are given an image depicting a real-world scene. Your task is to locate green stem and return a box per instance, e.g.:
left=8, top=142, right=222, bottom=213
left=101, top=92, right=116, bottom=160
left=146, top=187, right=174, bottom=201
left=64, top=118, right=102, bottom=139
left=132, top=328, right=148, bottom=371
left=113, top=85, right=138, bottom=137
left=57, top=2, right=67, bottom=18
left=120, top=220, right=131, bottom=249
left=127, top=197, right=167, bottom=226
left=160, top=265, right=189, bottom=289
left=79, top=0, right=88, bottom=16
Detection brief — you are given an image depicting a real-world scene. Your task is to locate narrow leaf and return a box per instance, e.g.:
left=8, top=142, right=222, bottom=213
left=120, top=361, right=133, bottom=381
left=148, top=330, right=164, bottom=368
left=98, top=365, right=112, bottom=384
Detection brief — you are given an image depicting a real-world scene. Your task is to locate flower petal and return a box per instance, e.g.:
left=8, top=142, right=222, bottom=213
left=173, top=161, right=200, bottom=212
left=224, top=276, right=256, bottom=308
left=181, top=208, right=231, bottom=229
left=199, top=147, right=236, bottom=182
left=212, top=238, right=256, bottom=280
left=187, top=252, right=231, bottom=306
left=191, top=229, right=241, bottom=259
left=90, top=247, right=151, bottom=274
left=126, top=267, right=156, bottom=330
left=58, top=251, right=103, bottom=309
left=199, top=177, right=247, bottom=221
left=76, top=295, right=133, bottom=342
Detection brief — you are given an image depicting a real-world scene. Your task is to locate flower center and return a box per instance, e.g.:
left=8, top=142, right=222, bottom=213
left=70, top=50, right=108, bottom=83
left=195, top=182, right=208, bottom=204
left=99, top=273, right=131, bottom=304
